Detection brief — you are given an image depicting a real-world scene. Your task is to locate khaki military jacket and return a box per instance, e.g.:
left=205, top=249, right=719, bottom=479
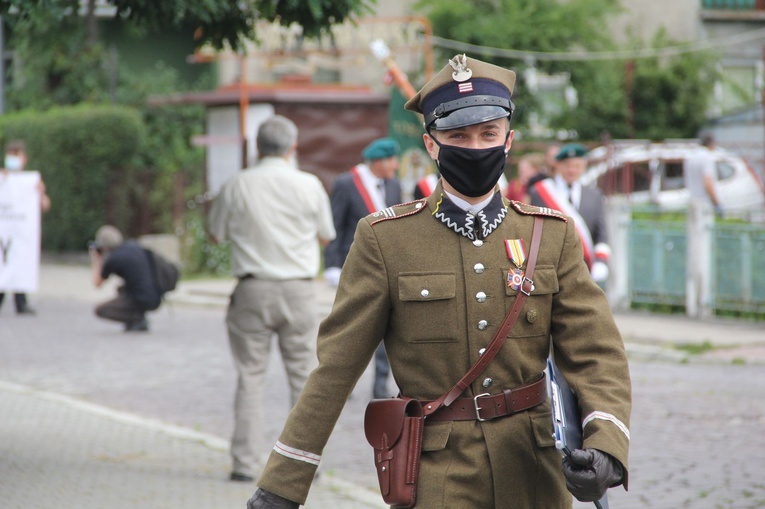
left=259, top=184, right=631, bottom=508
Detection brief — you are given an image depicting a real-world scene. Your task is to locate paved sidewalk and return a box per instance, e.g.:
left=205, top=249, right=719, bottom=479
left=0, top=380, right=385, bottom=509
left=3, top=260, right=763, bottom=509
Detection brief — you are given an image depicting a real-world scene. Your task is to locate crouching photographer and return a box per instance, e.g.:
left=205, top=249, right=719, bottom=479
left=89, top=225, right=161, bottom=332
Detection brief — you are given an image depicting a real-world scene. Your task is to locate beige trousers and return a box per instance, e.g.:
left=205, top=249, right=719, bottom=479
left=226, top=278, right=319, bottom=477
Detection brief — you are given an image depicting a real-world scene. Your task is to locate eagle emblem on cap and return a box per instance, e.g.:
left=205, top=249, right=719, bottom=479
left=449, top=54, right=472, bottom=82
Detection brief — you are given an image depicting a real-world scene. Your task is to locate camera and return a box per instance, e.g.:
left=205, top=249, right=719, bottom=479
left=88, top=240, right=103, bottom=254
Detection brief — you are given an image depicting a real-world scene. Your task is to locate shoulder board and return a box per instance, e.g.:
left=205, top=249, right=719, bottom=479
left=369, top=199, right=428, bottom=226
left=508, top=200, right=568, bottom=222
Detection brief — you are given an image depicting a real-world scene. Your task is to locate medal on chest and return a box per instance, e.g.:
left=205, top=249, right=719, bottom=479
left=505, top=238, right=527, bottom=291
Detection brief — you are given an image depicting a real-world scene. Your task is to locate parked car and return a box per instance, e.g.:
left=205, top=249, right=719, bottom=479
left=582, top=140, right=765, bottom=216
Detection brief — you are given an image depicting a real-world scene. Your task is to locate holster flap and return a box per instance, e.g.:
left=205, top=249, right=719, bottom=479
left=364, top=397, right=424, bottom=449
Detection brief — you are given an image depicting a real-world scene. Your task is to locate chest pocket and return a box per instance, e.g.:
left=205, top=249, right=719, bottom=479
left=503, top=265, right=558, bottom=338
left=397, top=273, right=459, bottom=343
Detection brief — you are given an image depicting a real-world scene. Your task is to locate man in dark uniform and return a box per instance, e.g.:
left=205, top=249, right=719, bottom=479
left=247, top=54, right=631, bottom=508
left=323, top=137, right=402, bottom=399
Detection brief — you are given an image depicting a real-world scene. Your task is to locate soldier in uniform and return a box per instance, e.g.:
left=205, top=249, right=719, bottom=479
left=529, top=143, right=611, bottom=285
left=247, top=55, right=631, bottom=508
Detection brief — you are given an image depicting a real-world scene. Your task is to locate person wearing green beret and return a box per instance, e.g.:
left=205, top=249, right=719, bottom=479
left=323, top=136, right=402, bottom=399
left=248, top=55, right=630, bottom=509
left=529, top=142, right=612, bottom=285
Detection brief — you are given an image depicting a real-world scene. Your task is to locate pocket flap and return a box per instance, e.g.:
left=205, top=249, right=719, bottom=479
left=505, top=266, right=559, bottom=296
left=365, top=398, right=424, bottom=449
left=399, top=273, right=456, bottom=301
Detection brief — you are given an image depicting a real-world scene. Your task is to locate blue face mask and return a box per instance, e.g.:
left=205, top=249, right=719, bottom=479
left=4, top=155, right=23, bottom=171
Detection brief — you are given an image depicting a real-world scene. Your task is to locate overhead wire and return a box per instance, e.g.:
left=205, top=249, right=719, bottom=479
left=430, top=27, right=765, bottom=62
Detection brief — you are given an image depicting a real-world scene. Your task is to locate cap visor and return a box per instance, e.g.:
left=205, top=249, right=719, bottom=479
left=431, top=105, right=510, bottom=130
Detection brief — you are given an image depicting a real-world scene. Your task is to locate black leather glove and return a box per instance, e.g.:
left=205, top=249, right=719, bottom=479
left=246, top=488, right=299, bottom=509
left=561, top=448, right=624, bottom=502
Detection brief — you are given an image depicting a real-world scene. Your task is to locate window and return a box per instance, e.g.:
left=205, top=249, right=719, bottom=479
left=716, top=161, right=736, bottom=181
left=662, top=160, right=685, bottom=191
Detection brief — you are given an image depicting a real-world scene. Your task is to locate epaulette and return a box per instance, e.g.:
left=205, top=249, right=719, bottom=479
left=369, top=199, right=428, bottom=226
left=508, top=200, right=568, bottom=222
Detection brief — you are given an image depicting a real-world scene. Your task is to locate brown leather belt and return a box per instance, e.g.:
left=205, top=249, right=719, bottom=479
left=424, top=373, right=547, bottom=422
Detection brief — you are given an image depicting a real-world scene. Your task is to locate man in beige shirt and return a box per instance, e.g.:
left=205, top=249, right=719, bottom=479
left=208, top=115, right=335, bottom=482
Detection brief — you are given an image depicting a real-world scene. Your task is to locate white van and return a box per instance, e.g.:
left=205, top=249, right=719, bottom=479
left=582, top=141, right=765, bottom=216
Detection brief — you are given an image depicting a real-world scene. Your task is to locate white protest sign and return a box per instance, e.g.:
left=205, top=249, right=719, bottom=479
left=0, top=171, right=42, bottom=292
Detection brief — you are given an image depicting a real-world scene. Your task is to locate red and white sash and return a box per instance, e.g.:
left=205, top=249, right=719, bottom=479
left=350, top=165, right=381, bottom=214
left=416, top=174, right=439, bottom=198
left=533, top=179, right=594, bottom=268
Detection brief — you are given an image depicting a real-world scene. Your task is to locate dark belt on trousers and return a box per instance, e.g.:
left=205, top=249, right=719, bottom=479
left=238, top=274, right=312, bottom=282
left=424, top=373, right=547, bottom=422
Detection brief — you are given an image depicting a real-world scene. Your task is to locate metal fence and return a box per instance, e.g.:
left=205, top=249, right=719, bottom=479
left=628, top=218, right=686, bottom=307
left=702, top=0, right=761, bottom=9
left=607, top=199, right=765, bottom=316
left=712, top=223, right=765, bottom=313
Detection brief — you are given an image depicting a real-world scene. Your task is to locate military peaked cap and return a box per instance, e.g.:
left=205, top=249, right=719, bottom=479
left=405, top=54, right=516, bottom=130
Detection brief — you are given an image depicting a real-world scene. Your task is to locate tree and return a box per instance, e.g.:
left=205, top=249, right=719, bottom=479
left=629, top=32, right=719, bottom=139
left=413, top=0, right=622, bottom=135
left=414, top=0, right=621, bottom=69
left=0, top=0, right=375, bottom=50
left=413, top=0, right=718, bottom=141
left=0, top=0, right=376, bottom=243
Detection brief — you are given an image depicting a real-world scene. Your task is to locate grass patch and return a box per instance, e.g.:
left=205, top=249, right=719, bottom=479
left=674, top=340, right=716, bottom=355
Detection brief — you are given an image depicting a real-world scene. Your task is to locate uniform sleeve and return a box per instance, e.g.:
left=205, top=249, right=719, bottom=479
left=550, top=218, right=631, bottom=481
left=257, top=219, right=391, bottom=504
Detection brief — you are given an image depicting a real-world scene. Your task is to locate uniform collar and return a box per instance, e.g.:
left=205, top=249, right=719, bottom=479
left=428, top=181, right=507, bottom=240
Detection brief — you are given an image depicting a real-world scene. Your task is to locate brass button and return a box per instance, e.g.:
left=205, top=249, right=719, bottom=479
left=478, top=320, right=488, bottom=330
left=474, top=263, right=485, bottom=274
left=482, top=378, right=493, bottom=388
left=421, top=289, right=430, bottom=298
left=473, top=239, right=484, bottom=247
left=478, top=348, right=486, bottom=356
left=476, top=292, right=487, bottom=303
left=526, top=309, right=538, bottom=323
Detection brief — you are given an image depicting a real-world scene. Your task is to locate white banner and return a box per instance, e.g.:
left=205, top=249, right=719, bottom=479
left=0, top=171, right=42, bottom=292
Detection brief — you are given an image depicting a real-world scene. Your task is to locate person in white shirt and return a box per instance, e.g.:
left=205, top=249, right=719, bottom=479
left=208, top=115, right=336, bottom=483
left=684, top=132, right=722, bottom=216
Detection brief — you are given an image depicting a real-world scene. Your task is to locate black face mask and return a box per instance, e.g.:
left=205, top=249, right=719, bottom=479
left=431, top=135, right=509, bottom=197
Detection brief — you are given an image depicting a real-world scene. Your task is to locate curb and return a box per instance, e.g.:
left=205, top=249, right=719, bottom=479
left=0, top=379, right=387, bottom=508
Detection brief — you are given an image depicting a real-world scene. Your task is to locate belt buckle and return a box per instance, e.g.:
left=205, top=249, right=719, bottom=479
left=520, top=277, right=535, bottom=296
left=473, top=393, right=491, bottom=422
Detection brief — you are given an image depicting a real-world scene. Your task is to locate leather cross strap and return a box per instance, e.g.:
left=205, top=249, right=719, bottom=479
left=426, top=373, right=546, bottom=422
left=423, top=216, right=545, bottom=418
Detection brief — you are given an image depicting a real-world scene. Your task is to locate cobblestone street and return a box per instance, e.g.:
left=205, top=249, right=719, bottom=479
left=1, top=265, right=764, bottom=508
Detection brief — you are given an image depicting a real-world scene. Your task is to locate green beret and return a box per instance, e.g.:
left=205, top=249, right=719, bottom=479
left=555, top=143, right=588, bottom=161
left=362, top=138, right=399, bottom=160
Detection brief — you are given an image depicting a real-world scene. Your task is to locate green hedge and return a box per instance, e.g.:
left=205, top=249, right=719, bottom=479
left=0, top=104, right=145, bottom=251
